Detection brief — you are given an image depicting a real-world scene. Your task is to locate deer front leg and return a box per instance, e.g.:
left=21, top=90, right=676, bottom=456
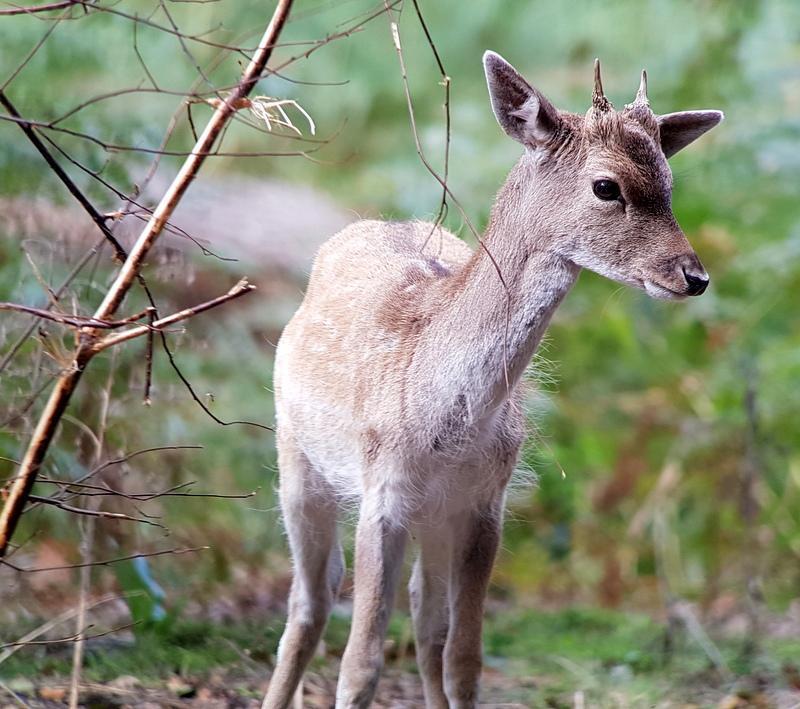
left=336, top=496, right=408, bottom=708
left=409, top=524, right=452, bottom=709
left=444, top=502, right=503, bottom=709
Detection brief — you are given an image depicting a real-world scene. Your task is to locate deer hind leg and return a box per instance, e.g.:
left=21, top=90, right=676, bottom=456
left=336, top=492, right=408, bottom=708
left=444, top=499, right=504, bottom=709
left=262, top=438, right=344, bottom=709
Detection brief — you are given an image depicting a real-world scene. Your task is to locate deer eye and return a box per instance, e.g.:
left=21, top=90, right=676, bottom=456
left=593, top=179, right=621, bottom=201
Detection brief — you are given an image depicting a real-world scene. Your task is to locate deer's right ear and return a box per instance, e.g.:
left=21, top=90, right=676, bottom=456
left=483, top=51, right=561, bottom=148
left=657, top=110, right=724, bottom=158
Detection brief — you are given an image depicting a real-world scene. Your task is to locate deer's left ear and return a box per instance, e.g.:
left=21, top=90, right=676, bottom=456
left=657, top=110, right=724, bottom=158
left=483, top=50, right=561, bottom=148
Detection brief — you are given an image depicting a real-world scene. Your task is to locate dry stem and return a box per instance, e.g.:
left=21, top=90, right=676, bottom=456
left=0, top=0, right=80, bottom=17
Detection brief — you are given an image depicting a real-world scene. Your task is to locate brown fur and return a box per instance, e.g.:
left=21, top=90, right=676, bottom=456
left=262, top=53, right=722, bottom=709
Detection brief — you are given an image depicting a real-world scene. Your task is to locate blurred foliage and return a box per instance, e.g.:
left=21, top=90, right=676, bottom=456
left=0, top=0, right=799, bottom=658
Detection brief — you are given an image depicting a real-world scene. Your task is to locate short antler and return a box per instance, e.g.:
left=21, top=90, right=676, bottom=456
left=591, top=58, right=613, bottom=114
left=623, top=68, right=657, bottom=131
left=634, top=69, right=649, bottom=107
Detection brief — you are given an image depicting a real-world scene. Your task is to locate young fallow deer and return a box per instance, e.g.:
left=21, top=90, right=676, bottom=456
left=263, top=52, right=722, bottom=708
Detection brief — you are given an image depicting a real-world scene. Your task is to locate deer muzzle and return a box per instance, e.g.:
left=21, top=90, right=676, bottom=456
left=678, top=253, right=709, bottom=296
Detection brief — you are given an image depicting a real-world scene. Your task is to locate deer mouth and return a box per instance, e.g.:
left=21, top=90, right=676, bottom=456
left=642, top=279, right=688, bottom=300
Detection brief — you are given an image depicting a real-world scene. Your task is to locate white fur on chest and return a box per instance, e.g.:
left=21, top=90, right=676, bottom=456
left=286, top=396, right=519, bottom=525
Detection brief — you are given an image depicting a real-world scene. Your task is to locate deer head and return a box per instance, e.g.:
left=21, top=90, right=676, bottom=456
left=483, top=51, right=723, bottom=299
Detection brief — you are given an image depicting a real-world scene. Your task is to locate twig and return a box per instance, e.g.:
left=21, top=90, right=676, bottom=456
left=1, top=284, right=248, bottom=341
left=69, top=514, right=94, bottom=709
left=155, top=329, right=275, bottom=431
left=1, top=545, right=208, bottom=572
left=0, top=621, right=136, bottom=649
left=41, top=133, right=238, bottom=262
left=132, top=14, right=159, bottom=90
left=409, top=0, right=450, bottom=240
left=0, top=592, right=121, bottom=666
left=0, top=237, right=105, bottom=375
left=0, top=113, right=324, bottom=157
left=1, top=0, right=69, bottom=92
left=0, top=375, right=57, bottom=428
left=387, top=16, right=512, bottom=391
left=0, top=88, right=165, bottom=380
left=37, top=478, right=258, bottom=502
left=0, top=90, right=129, bottom=263
left=144, top=307, right=155, bottom=405
left=86, top=445, right=203, bottom=479
left=21, top=445, right=204, bottom=517
left=69, top=349, right=115, bottom=709
left=26, top=495, right=166, bottom=529
left=91, top=278, right=256, bottom=352
left=0, top=0, right=79, bottom=17
left=0, top=302, right=154, bottom=330
left=158, top=0, right=218, bottom=97
left=71, top=1, right=254, bottom=57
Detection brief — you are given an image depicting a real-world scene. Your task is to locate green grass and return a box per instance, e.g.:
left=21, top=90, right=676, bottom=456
left=0, top=618, right=280, bottom=683
left=486, top=606, right=662, bottom=669
left=2, top=607, right=798, bottom=706
left=481, top=608, right=800, bottom=706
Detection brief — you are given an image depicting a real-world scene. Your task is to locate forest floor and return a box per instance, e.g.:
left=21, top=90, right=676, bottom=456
left=2, top=605, right=800, bottom=708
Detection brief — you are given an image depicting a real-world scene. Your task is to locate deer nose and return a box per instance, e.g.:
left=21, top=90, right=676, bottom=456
left=682, top=262, right=709, bottom=296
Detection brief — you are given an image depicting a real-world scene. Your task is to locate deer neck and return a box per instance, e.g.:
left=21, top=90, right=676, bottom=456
left=427, top=155, right=579, bottom=417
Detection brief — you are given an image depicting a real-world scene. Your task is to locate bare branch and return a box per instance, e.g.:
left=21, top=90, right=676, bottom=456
left=0, top=302, right=154, bottom=330
left=67, top=345, right=115, bottom=709
left=87, top=445, right=203, bottom=479
left=1, top=0, right=70, bottom=91
left=0, top=237, right=104, bottom=376
left=16, top=445, right=204, bottom=518
left=91, top=278, right=255, bottom=352
left=0, top=90, right=129, bottom=262
left=0, top=621, right=136, bottom=649
left=155, top=328, right=275, bottom=431
left=36, top=477, right=257, bottom=502
left=0, top=113, right=324, bottom=157
left=27, top=495, right=166, bottom=529
left=409, top=0, right=451, bottom=237
left=41, top=134, right=238, bottom=261
left=0, top=0, right=79, bottom=17
left=144, top=307, right=156, bottom=405
left=0, top=593, right=122, bottom=666
left=74, top=1, right=253, bottom=57
left=1, top=545, right=208, bottom=572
